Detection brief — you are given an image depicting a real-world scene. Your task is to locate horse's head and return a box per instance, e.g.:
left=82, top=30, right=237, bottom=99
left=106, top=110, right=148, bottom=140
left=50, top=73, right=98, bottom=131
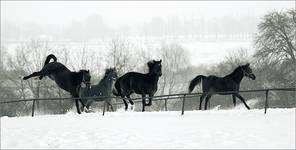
left=240, top=63, right=256, bottom=80
left=105, top=67, right=118, bottom=81
left=147, top=59, right=162, bottom=77
left=80, top=70, right=91, bottom=87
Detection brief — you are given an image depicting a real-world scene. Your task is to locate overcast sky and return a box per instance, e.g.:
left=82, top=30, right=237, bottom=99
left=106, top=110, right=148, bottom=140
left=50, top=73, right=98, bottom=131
left=1, top=1, right=294, bottom=28
left=1, top=1, right=294, bottom=66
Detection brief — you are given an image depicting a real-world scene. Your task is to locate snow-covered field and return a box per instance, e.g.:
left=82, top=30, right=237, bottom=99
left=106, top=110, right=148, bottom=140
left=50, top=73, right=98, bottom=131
left=1, top=109, right=295, bottom=149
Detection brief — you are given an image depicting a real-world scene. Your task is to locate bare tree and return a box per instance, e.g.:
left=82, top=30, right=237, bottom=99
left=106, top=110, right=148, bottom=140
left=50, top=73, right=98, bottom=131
left=159, top=43, right=190, bottom=94
left=255, top=9, right=296, bottom=65
left=157, top=43, right=190, bottom=110
left=106, top=38, right=136, bottom=75
left=254, top=9, right=295, bottom=88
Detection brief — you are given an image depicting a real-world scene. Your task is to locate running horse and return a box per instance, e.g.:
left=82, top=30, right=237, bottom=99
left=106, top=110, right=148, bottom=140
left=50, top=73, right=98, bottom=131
left=188, top=63, right=256, bottom=110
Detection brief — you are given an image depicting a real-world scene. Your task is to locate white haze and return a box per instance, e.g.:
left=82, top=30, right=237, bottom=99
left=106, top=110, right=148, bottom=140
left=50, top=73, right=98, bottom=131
left=1, top=1, right=294, bottom=66
left=1, top=1, right=294, bottom=28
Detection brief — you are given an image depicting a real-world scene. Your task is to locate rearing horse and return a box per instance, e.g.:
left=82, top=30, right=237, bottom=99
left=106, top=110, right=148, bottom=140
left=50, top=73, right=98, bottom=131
left=188, top=63, right=256, bottom=110
left=23, top=54, right=91, bottom=114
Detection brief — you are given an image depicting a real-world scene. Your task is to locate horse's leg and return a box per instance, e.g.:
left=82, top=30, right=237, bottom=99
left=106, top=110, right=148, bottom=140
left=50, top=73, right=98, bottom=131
left=232, top=94, right=237, bottom=107
left=107, top=102, right=110, bottom=112
left=78, top=99, right=86, bottom=111
left=108, top=102, right=114, bottom=112
left=204, top=95, right=212, bottom=110
left=79, top=98, right=87, bottom=112
left=106, top=97, right=114, bottom=112
left=142, top=94, right=146, bottom=112
left=80, top=105, right=85, bottom=112
left=199, top=93, right=206, bottom=110
left=121, top=96, right=128, bottom=111
left=126, top=95, right=134, bottom=110
left=146, top=93, right=153, bottom=106
left=87, top=99, right=94, bottom=110
left=74, top=98, right=81, bottom=114
left=126, top=95, right=134, bottom=105
left=23, top=71, right=44, bottom=80
left=83, top=99, right=93, bottom=112
left=235, top=93, right=250, bottom=110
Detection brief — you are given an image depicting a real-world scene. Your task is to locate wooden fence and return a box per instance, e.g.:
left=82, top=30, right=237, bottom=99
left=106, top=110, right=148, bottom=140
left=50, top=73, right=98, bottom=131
left=0, top=88, right=295, bottom=117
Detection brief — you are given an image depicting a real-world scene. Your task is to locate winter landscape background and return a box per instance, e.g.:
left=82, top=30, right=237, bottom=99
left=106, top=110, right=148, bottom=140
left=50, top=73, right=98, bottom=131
left=0, top=1, right=295, bottom=149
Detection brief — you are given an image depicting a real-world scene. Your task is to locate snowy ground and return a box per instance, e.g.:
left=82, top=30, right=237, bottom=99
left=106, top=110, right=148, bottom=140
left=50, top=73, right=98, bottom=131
left=1, top=108, right=295, bottom=149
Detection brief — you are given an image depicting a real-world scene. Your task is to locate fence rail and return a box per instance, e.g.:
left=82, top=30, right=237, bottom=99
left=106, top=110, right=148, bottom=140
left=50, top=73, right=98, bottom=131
left=0, top=88, right=295, bottom=116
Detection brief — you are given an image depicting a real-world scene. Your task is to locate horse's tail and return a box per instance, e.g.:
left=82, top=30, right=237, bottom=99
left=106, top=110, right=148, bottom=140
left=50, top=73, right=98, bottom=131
left=44, top=54, right=57, bottom=66
left=112, top=81, right=121, bottom=96
left=188, top=75, right=205, bottom=93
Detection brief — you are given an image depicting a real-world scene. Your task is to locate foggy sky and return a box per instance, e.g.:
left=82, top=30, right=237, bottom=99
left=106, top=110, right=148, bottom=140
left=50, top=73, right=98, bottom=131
left=1, top=1, right=294, bottom=66
left=1, top=1, right=293, bottom=30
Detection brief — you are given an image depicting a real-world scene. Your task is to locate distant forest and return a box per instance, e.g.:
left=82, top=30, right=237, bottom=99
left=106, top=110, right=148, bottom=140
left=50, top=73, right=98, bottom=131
left=2, top=14, right=257, bottom=42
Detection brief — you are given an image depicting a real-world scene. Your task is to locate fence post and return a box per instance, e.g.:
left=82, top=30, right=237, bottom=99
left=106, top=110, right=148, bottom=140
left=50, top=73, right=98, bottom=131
left=165, top=98, right=168, bottom=111
left=181, top=94, right=186, bottom=115
left=102, top=100, right=106, bottom=116
left=264, top=90, right=269, bottom=114
left=31, top=100, right=36, bottom=117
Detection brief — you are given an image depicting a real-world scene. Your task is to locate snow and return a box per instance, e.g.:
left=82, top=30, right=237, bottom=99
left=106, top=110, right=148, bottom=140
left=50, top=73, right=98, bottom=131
left=1, top=108, right=295, bottom=149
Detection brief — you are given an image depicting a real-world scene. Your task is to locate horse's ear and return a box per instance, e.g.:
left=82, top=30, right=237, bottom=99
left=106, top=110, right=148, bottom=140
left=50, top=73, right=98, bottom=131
left=159, top=59, right=162, bottom=63
left=87, top=70, right=89, bottom=72
left=147, top=61, right=154, bottom=67
left=246, top=63, right=250, bottom=67
left=106, top=68, right=110, bottom=73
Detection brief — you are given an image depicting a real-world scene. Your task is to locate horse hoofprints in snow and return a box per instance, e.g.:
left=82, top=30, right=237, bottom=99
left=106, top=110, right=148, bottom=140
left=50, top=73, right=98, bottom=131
left=23, top=54, right=91, bottom=114
left=188, top=63, right=256, bottom=110
left=113, top=60, right=162, bottom=112
left=79, top=68, right=118, bottom=112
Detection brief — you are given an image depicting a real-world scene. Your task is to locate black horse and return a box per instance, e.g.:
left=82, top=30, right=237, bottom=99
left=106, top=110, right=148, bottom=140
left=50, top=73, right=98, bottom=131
left=113, top=60, right=162, bottom=112
left=23, top=54, right=91, bottom=114
left=188, top=63, right=256, bottom=110
left=79, top=68, right=118, bottom=112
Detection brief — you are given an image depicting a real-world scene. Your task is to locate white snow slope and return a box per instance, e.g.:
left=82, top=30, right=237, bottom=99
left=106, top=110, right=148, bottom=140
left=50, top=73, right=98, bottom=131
left=1, top=108, right=295, bottom=149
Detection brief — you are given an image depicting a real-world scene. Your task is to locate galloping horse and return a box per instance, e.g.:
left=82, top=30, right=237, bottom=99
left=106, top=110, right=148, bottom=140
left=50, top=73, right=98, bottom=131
left=79, top=68, right=118, bottom=112
left=23, top=54, right=91, bottom=114
left=188, top=63, right=256, bottom=110
left=113, top=60, right=162, bottom=112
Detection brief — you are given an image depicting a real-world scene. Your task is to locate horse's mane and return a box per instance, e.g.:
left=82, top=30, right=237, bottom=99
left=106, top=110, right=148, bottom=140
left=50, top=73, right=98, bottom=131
left=104, top=68, right=115, bottom=78
left=224, top=65, right=245, bottom=83
left=96, top=68, right=115, bottom=85
left=231, top=63, right=249, bottom=75
left=232, top=66, right=242, bottom=74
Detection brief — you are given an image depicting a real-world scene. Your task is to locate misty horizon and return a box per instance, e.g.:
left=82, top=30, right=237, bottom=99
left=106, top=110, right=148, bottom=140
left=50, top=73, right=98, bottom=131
left=1, top=1, right=294, bottom=41
left=0, top=1, right=294, bottom=66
